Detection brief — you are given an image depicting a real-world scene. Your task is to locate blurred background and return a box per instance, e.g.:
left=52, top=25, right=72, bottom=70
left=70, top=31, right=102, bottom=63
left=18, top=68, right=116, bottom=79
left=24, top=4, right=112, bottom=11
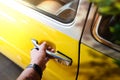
left=0, top=53, right=23, bottom=80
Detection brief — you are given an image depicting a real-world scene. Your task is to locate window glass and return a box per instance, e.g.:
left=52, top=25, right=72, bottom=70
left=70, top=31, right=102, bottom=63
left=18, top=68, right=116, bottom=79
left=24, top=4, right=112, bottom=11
left=20, top=0, right=79, bottom=22
left=98, top=16, right=120, bottom=46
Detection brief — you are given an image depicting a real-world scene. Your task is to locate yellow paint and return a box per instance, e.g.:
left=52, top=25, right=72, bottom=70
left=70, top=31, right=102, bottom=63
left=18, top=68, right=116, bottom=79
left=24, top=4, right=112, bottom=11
left=78, top=44, right=120, bottom=80
left=1, top=1, right=120, bottom=80
left=0, top=2, right=78, bottom=80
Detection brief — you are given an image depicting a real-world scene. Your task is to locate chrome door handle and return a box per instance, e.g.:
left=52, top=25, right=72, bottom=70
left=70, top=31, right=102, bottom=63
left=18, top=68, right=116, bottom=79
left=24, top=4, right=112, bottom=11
left=31, top=39, right=72, bottom=66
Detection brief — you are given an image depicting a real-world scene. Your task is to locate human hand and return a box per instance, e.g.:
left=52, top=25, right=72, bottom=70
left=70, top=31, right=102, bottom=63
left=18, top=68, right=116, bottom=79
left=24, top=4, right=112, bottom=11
left=30, top=42, right=54, bottom=71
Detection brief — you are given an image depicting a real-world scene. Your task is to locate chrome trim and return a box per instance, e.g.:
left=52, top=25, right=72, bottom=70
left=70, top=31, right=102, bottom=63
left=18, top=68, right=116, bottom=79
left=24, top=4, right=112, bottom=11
left=92, top=15, right=120, bottom=51
left=17, top=0, right=79, bottom=23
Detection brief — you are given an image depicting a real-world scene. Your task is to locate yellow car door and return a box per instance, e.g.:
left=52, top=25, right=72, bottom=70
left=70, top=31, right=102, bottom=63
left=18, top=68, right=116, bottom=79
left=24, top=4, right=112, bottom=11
left=78, top=2, right=120, bottom=80
left=0, top=0, right=90, bottom=80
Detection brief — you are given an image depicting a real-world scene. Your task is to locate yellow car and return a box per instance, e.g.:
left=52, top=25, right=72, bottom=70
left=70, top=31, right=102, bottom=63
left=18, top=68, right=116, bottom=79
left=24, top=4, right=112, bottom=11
left=0, top=0, right=120, bottom=80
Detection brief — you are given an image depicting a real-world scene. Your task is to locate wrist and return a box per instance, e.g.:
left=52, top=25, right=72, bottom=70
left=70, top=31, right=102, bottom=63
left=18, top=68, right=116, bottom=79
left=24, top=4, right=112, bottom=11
left=30, top=59, right=43, bottom=68
left=30, top=56, right=45, bottom=65
left=27, top=64, right=43, bottom=78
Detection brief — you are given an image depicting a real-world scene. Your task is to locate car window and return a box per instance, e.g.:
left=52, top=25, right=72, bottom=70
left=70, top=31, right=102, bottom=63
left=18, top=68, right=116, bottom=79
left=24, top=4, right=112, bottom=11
left=98, top=16, right=120, bottom=46
left=19, top=0, right=79, bottom=22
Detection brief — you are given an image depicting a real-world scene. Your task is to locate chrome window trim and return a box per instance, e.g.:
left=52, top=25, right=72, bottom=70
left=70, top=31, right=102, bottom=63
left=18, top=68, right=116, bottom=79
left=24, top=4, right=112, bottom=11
left=17, top=0, right=79, bottom=23
left=92, top=15, right=120, bottom=51
left=81, top=4, right=120, bottom=60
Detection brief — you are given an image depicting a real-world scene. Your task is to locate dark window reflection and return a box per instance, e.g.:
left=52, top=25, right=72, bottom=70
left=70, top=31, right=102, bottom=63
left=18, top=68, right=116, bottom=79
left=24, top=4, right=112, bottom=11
left=98, top=16, right=120, bottom=45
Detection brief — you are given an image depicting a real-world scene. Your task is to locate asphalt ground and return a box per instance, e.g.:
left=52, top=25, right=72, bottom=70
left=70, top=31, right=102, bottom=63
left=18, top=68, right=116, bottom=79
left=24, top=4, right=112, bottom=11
left=0, top=53, right=23, bottom=80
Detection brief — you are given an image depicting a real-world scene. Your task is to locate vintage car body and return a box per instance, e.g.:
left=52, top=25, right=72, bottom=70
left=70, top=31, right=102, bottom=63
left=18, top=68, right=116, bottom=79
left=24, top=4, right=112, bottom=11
left=0, top=0, right=120, bottom=80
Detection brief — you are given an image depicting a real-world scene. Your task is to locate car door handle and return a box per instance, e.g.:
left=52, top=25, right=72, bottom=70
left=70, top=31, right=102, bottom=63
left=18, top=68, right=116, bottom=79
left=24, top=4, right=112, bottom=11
left=31, top=39, right=72, bottom=66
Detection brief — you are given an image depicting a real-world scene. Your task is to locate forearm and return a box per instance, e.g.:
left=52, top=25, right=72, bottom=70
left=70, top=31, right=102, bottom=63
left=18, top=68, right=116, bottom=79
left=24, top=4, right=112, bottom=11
left=17, top=42, right=53, bottom=80
left=17, top=68, right=41, bottom=80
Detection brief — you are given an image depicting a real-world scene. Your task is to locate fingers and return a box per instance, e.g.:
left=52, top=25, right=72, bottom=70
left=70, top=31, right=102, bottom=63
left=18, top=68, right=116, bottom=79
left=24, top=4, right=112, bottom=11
left=31, top=41, right=55, bottom=59
left=47, top=46, right=55, bottom=52
left=39, top=42, right=47, bottom=51
left=46, top=46, right=55, bottom=59
left=31, top=42, right=47, bottom=53
left=30, top=41, right=55, bottom=71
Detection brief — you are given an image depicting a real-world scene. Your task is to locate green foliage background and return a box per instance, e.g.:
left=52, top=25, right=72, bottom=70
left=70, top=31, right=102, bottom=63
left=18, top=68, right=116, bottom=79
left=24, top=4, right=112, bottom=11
left=90, top=0, right=120, bottom=45
left=90, top=0, right=120, bottom=15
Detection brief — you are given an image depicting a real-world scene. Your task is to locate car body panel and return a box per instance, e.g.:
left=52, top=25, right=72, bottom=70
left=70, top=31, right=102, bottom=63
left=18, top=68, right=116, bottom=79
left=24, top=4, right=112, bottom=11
left=81, top=4, right=120, bottom=60
left=0, top=0, right=80, bottom=79
left=0, top=0, right=120, bottom=80
left=78, top=3, right=120, bottom=80
left=0, top=0, right=88, bottom=40
left=78, top=43, right=120, bottom=80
